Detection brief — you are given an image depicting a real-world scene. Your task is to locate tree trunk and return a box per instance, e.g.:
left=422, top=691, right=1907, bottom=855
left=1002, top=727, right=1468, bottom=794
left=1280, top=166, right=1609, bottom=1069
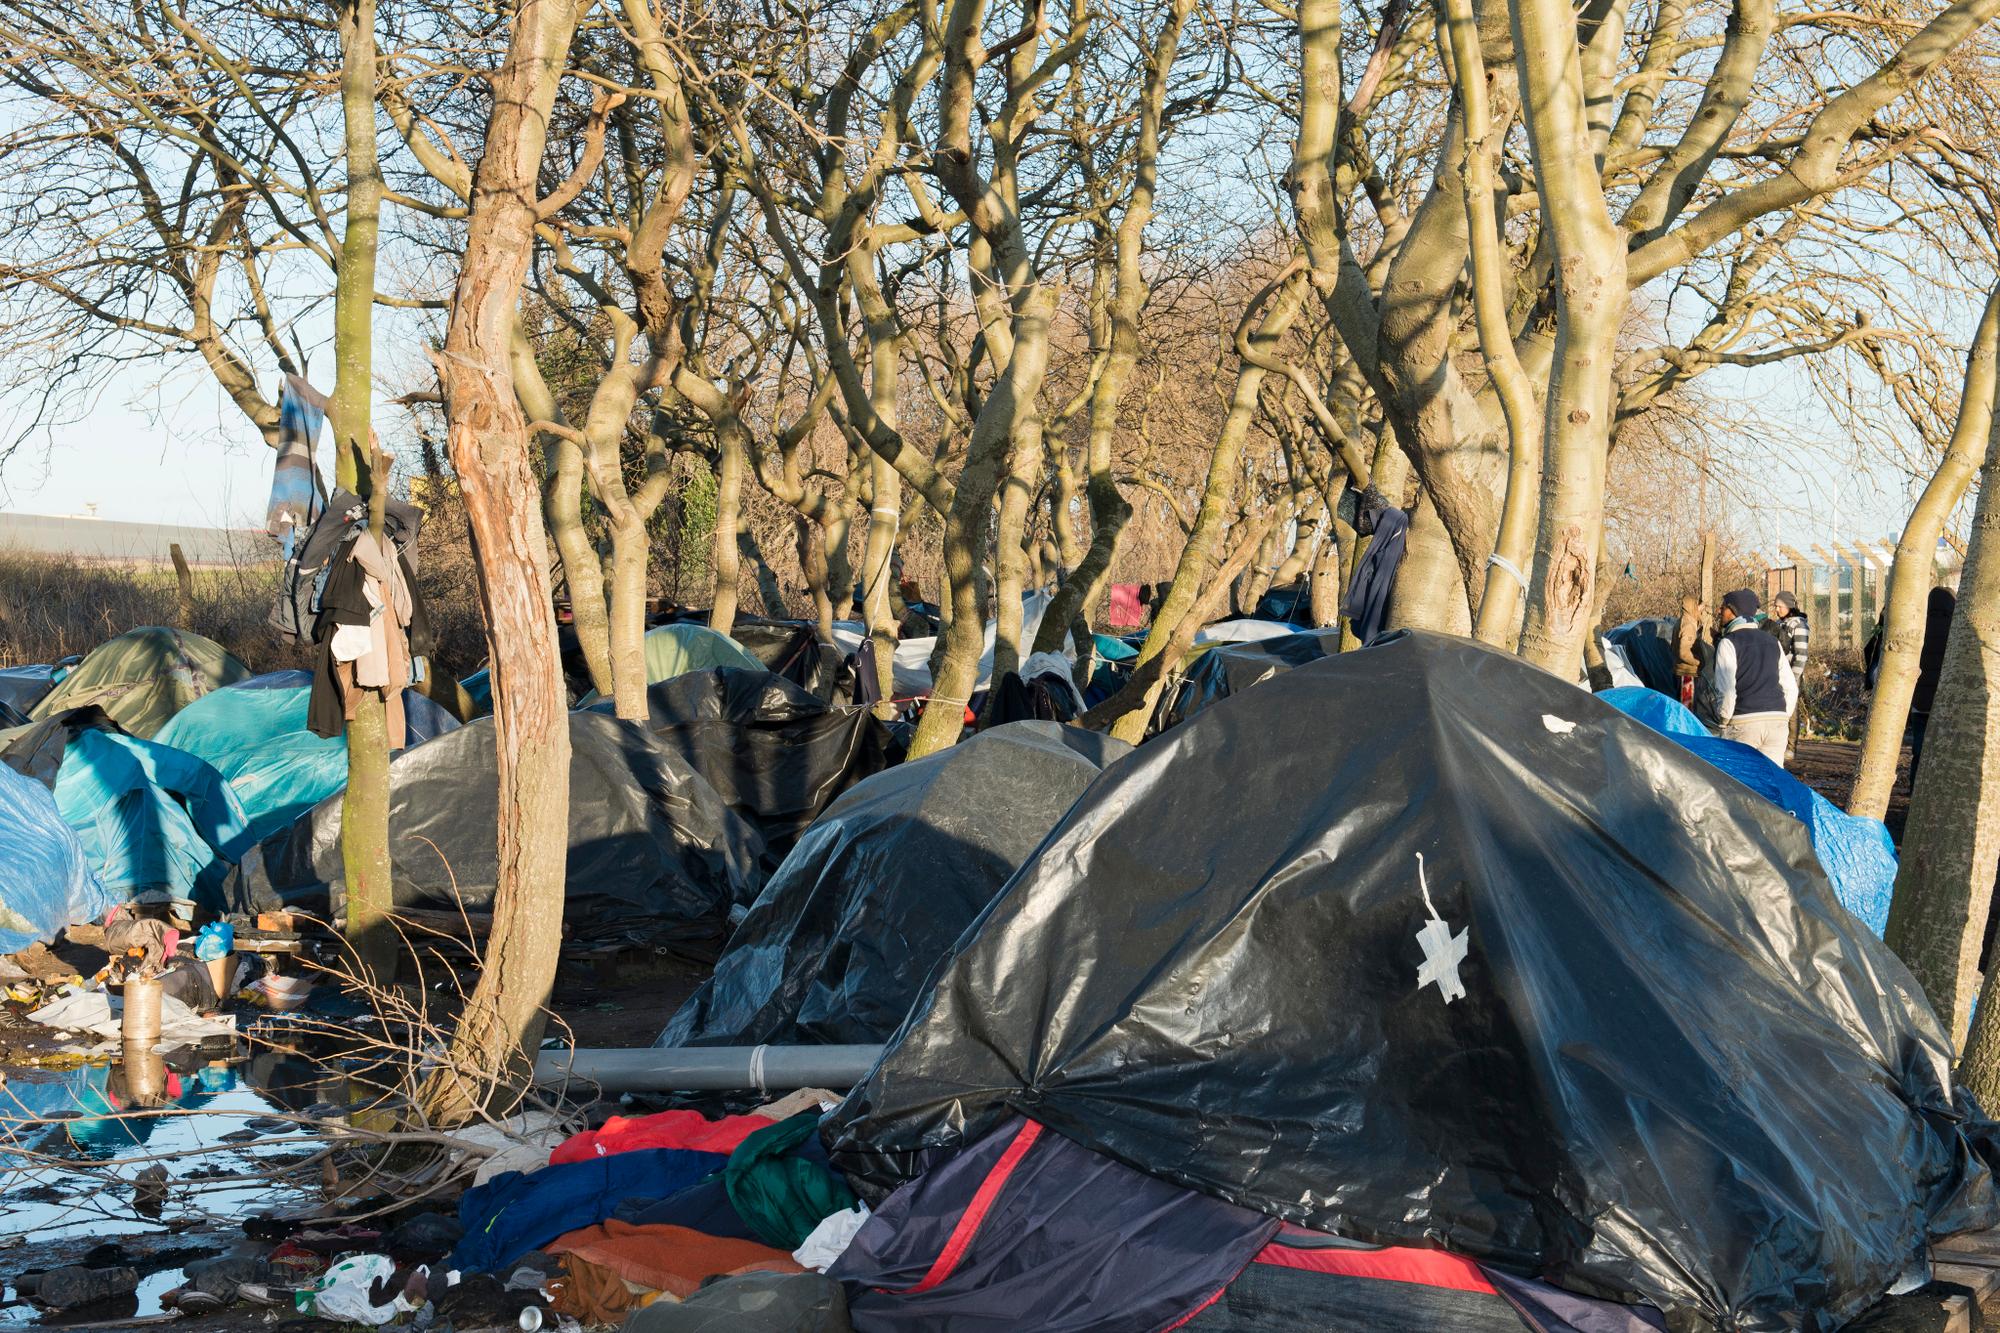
left=1883, top=373, right=2000, bottom=1047
left=422, top=0, right=579, bottom=1125
left=605, top=518, right=649, bottom=718
left=709, top=425, right=745, bottom=636
left=1030, top=0, right=1192, bottom=655
left=990, top=420, right=1042, bottom=681
left=1390, top=491, right=1473, bottom=635
left=1312, top=521, right=1345, bottom=628
left=1852, top=290, right=2000, bottom=817
left=514, top=326, right=612, bottom=699
left=170, top=544, right=195, bottom=628
left=1444, top=0, right=1544, bottom=651
left=907, top=286, right=1059, bottom=759
left=333, top=0, right=395, bottom=985
left=1510, top=0, right=1629, bottom=677
left=860, top=453, right=900, bottom=711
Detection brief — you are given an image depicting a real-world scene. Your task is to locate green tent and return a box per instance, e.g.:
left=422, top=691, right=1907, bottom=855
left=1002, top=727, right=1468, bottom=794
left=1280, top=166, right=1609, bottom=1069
left=643, top=623, right=763, bottom=682
left=32, top=627, right=251, bottom=739
left=577, top=623, right=765, bottom=705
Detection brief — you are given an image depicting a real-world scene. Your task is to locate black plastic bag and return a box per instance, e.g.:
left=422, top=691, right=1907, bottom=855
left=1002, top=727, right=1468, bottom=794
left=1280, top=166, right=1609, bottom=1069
left=659, top=721, right=1127, bottom=1048
left=229, top=710, right=765, bottom=944
left=825, top=631, right=1999, bottom=1330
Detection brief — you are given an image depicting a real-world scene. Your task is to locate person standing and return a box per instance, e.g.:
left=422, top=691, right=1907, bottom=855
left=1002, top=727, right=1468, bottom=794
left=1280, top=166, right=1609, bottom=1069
left=1766, top=589, right=1811, bottom=671
left=1765, top=589, right=1811, bottom=760
left=1708, top=589, right=1798, bottom=767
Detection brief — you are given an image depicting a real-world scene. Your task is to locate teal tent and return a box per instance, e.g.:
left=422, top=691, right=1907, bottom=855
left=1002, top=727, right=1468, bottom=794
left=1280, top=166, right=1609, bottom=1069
left=52, top=729, right=253, bottom=903
left=154, top=681, right=350, bottom=843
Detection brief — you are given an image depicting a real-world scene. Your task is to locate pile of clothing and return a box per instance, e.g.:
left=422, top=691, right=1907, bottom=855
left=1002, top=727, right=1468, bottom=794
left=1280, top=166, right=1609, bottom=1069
left=447, top=1095, right=869, bottom=1329
left=272, top=487, right=433, bottom=749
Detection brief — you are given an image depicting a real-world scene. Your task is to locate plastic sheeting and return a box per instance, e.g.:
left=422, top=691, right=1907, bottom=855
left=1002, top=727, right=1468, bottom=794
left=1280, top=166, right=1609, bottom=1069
left=829, top=591, right=1072, bottom=699
left=659, top=722, right=1127, bottom=1049
left=826, top=632, right=1999, bottom=1330
left=229, top=711, right=766, bottom=943
left=31, top=628, right=251, bottom=738
left=155, top=677, right=460, bottom=843
left=9, top=717, right=255, bottom=903
left=614, top=670, right=897, bottom=857
left=1603, top=618, right=1680, bottom=697
left=1598, top=686, right=1899, bottom=936
left=1162, top=629, right=1344, bottom=731
left=0, top=664, right=59, bottom=717
left=0, top=760, right=115, bottom=953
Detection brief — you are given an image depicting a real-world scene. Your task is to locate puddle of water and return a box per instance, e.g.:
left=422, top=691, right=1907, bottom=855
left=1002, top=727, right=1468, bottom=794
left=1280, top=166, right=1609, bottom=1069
left=0, top=1044, right=380, bottom=1326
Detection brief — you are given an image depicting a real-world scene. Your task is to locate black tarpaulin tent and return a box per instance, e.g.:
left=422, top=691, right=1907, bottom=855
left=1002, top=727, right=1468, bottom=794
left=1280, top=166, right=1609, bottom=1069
left=1160, top=627, right=1343, bottom=730
left=658, top=720, right=1128, bottom=1049
left=614, top=669, right=897, bottom=859
left=824, top=631, right=1998, bottom=1330
left=229, top=711, right=765, bottom=945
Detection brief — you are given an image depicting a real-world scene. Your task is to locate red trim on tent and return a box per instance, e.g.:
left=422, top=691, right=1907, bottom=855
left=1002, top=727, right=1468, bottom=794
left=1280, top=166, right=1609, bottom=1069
left=1251, top=1239, right=1498, bottom=1295
left=1154, top=1279, right=1231, bottom=1332
left=885, top=1118, right=1045, bottom=1295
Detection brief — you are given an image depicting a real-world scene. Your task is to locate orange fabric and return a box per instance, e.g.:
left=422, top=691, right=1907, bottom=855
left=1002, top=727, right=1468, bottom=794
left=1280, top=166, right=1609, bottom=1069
left=548, top=1252, right=641, bottom=1324
left=550, top=1109, right=770, bottom=1164
left=548, top=1218, right=804, bottom=1299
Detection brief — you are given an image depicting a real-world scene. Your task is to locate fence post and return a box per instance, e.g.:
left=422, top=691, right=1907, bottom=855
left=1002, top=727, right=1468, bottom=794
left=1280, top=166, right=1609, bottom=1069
left=169, top=543, right=194, bottom=630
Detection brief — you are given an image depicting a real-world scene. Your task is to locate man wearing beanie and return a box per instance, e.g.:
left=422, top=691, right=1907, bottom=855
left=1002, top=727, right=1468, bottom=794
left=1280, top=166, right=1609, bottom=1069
left=1708, top=588, right=1798, bottom=766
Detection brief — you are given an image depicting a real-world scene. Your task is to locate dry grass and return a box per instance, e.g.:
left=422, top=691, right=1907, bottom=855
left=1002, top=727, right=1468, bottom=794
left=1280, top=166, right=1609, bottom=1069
left=0, top=546, right=490, bottom=679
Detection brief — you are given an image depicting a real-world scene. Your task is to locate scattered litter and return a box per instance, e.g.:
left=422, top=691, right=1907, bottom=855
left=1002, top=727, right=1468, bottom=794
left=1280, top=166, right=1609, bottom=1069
left=26, top=985, right=236, bottom=1050
left=791, top=1202, right=869, bottom=1272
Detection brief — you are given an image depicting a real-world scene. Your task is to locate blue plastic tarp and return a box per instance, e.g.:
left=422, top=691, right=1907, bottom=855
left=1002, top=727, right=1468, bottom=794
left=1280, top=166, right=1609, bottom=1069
left=53, top=730, right=254, bottom=904
left=156, top=682, right=348, bottom=843
left=225, top=671, right=460, bottom=745
left=1598, top=687, right=1898, bottom=935
left=0, top=761, right=116, bottom=953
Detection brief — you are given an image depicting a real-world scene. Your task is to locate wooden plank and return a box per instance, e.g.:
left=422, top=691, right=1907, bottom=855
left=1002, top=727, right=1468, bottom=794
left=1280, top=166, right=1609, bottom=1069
left=1938, top=1229, right=2000, bottom=1267
left=1936, top=1260, right=2000, bottom=1304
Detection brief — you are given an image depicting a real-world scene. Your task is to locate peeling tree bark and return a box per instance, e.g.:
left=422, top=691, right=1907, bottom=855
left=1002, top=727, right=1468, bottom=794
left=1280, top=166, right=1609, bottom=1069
left=421, top=0, right=579, bottom=1125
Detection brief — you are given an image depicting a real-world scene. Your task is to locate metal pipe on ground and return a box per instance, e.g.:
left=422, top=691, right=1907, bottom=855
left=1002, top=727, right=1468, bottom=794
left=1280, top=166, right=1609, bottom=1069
left=532, top=1045, right=884, bottom=1094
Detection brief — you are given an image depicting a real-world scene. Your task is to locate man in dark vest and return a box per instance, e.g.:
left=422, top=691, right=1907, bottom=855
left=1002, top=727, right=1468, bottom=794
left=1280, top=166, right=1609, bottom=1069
left=1708, top=588, right=1798, bottom=767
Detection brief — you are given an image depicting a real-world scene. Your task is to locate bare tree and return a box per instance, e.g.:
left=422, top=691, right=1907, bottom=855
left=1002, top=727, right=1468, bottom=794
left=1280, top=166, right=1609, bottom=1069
left=422, top=0, right=580, bottom=1121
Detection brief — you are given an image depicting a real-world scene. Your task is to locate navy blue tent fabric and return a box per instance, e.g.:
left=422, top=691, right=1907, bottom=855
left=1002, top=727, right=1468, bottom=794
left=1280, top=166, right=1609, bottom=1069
left=1599, top=687, right=1898, bottom=936
left=832, top=1117, right=1278, bottom=1333
left=615, top=1176, right=763, bottom=1243
left=451, top=1149, right=728, bottom=1273
left=0, top=665, right=56, bottom=719
left=1603, top=619, right=1680, bottom=697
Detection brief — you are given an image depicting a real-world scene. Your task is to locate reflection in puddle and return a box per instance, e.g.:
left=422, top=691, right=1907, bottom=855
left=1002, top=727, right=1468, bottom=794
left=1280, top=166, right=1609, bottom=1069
left=0, top=1044, right=377, bottom=1326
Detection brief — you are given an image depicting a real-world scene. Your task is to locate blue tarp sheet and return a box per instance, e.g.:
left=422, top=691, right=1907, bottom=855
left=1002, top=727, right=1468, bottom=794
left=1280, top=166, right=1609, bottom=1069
left=0, top=761, right=115, bottom=953
left=156, top=680, right=348, bottom=843
left=1598, top=687, right=1898, bottom=935
left=52, top=729, right=253, bottom=904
